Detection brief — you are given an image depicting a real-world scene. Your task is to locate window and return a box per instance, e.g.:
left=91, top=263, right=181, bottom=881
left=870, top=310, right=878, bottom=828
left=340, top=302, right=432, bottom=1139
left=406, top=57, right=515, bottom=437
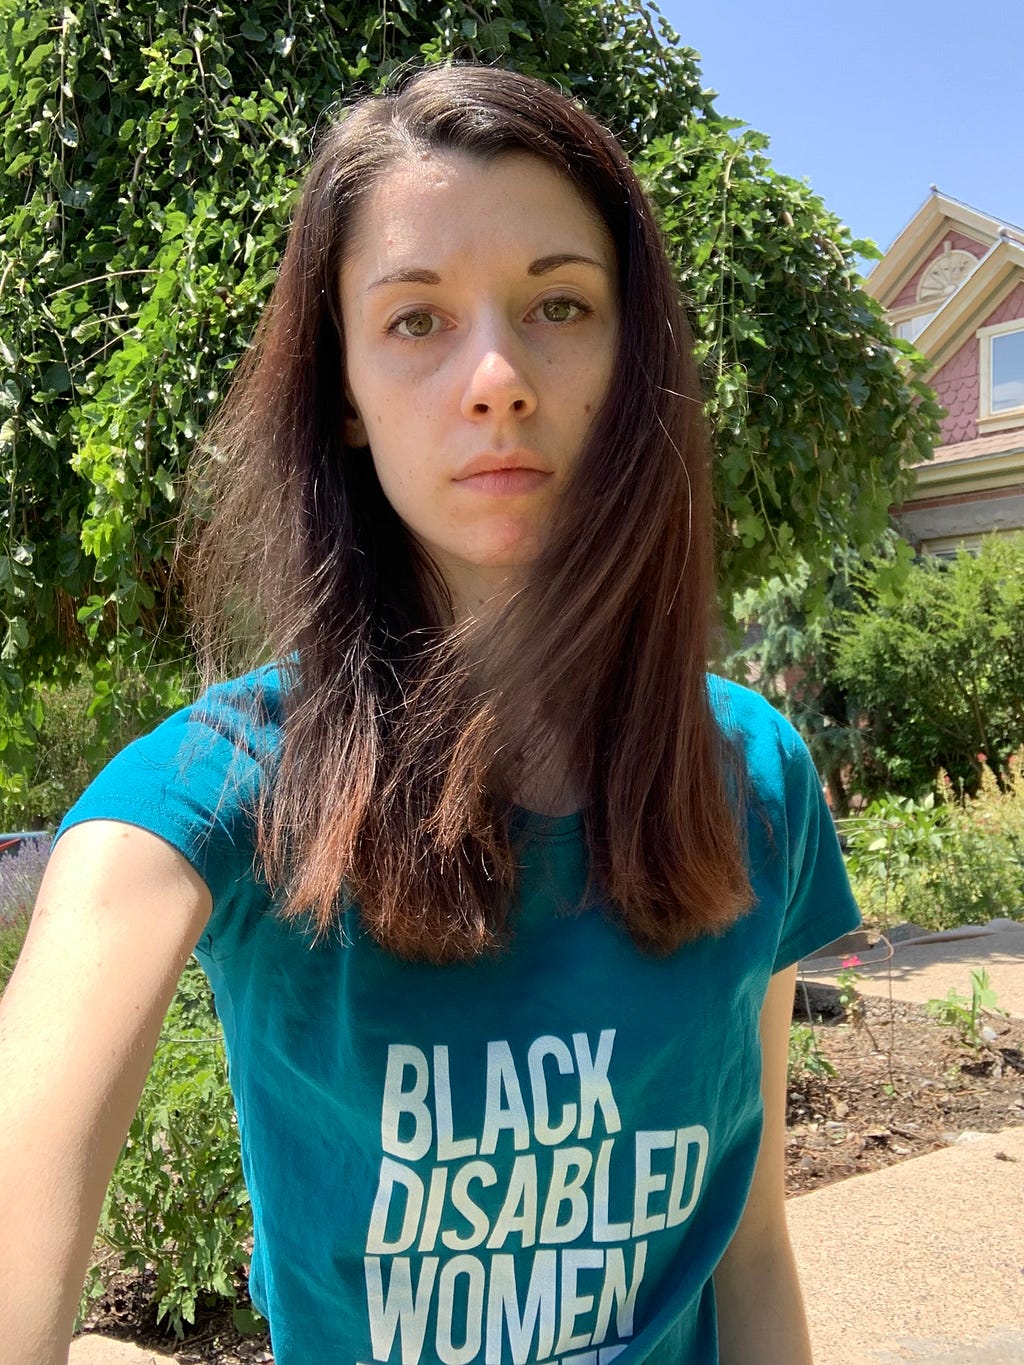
left=917, top=248, right=976, bottom=303
left=978, top=319, right=1024, bottom=423
left=894, top=312, right=936, bottom=342
left=991, top=328, right=1024, bottom=413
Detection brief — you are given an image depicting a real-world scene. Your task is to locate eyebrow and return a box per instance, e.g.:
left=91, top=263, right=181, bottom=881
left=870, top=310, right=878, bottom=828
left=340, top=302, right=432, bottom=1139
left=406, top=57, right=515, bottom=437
left=366, top=253, right=608, bottom=291
left=528, top=252, right=608, bottom=276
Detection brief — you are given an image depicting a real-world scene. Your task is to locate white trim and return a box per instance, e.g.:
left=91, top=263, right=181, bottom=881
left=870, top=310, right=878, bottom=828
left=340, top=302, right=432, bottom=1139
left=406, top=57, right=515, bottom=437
left=978, top=317, right=1024, bottom=340
left=914, top=533, right=985, bottom=556
left=911, top=525, right=1024, bottom=557
left=978, top=410, right=1024, bottom=433
left=914, top=240, right=1024, bottom=371
left=910, top=447, right=1024, bottom=495
left=888, top=297, right=941, bottom=322
left=865, top=194, right=1015, bottom=305
left=978, top=319, right=1024, bottom=421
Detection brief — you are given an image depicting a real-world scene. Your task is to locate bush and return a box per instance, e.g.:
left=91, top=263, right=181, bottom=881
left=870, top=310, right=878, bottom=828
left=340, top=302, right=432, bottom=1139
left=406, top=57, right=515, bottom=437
left=0, top=683, right=95, bottom=830
left=831, top=535, right=1024, bottom=798
left=83, top=959, right=257, bottom=1338
left=843, top=755, right=1024, bottom=931
left=0, top=661, right=192, bottom=830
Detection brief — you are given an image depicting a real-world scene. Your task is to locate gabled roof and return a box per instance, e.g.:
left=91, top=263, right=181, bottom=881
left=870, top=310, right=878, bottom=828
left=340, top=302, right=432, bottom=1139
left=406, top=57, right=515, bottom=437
left=865, top=190, right=1024, bottom=309
left=914, top=236, right=1024, bottom=373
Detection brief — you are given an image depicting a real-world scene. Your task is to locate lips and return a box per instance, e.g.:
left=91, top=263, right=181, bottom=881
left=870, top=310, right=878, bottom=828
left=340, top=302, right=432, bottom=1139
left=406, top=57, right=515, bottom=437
left=452, top=450, right=552, bottom=497
left=453, top=450, right=551, bottom=481
left=456, top=469, right=551, bottom=495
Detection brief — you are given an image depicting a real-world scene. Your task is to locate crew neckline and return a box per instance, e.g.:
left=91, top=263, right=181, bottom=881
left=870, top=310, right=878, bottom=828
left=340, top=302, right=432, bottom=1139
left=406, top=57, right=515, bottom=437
left=511, top=805, right=584, bottom=839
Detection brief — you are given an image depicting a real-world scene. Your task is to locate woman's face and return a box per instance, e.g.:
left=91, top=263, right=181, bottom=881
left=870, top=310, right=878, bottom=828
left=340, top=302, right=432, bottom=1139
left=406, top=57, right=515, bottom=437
left=339, top=150, right=619, bottom=615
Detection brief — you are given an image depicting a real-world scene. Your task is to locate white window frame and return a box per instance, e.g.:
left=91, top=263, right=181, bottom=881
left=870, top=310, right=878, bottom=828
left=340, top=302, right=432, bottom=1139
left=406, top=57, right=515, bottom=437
left=978, top=318, right=1024, bottom=430
left=893, top=311, right=937, bottom=343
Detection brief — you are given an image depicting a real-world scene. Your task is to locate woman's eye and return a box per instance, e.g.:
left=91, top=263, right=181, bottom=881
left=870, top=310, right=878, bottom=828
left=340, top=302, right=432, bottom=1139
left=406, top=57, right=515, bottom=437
left=391, top=310, right=440, bottom=338
left=536, top=297, right=588, bottom=324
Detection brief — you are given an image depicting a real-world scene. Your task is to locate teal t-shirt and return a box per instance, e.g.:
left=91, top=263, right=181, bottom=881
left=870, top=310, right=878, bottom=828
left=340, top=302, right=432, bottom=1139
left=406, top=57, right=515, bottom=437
left=59, top=668, right=859, bottom=1364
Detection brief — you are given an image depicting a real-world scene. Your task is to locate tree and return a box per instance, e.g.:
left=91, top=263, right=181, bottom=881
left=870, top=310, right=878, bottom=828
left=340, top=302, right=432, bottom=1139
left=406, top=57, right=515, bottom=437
left=830, top=535, right=1024, bottom=796
left=0, top=0, right=940, bottom=791
left=729, top=555, right=863, bottom=816
left=726, top=535, right=919, bottom=813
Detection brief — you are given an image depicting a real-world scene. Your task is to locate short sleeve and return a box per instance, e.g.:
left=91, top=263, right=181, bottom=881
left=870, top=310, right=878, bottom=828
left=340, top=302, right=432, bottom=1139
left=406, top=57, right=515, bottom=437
left=772, top=727, right=861, bottom=972
left=55, top=668, right=284, bottom=955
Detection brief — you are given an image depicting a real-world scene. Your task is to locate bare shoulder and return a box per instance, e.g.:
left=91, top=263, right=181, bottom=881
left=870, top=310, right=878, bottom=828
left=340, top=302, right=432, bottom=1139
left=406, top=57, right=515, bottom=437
left=30, top=817, right=210, bottom=949
left=2, top=820, right=212, bottom=1059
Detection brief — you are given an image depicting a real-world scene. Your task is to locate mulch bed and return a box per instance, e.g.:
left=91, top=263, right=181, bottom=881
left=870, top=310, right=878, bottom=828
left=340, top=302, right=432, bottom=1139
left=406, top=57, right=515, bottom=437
left=76, top=986, right=1024, bottom=1362
left=786, top=986, right=1024, bottom=1195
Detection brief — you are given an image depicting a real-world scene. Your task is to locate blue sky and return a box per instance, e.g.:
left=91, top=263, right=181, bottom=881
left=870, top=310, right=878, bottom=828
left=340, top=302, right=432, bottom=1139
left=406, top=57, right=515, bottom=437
left=656, top=0, right=1024, bottom=262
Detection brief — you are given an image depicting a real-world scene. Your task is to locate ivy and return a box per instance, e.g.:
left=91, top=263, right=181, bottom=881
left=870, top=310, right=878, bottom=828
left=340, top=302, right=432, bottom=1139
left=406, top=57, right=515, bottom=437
left=0, top=0, right=940, bottom=784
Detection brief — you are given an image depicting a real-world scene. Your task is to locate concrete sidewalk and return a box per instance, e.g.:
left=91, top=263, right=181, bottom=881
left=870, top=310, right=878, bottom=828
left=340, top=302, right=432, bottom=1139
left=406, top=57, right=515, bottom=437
left=791, top=917, right=1024, bottom=1364
left=790, top=1126, right=1024, bottom=1364
left=803, top=918, right=1024, bottom=1020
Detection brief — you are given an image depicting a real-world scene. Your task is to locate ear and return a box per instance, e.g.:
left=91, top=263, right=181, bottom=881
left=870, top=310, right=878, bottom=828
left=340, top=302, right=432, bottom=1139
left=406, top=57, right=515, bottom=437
left=344, top=406, right=368, bottom=448
left=344, top=382, right=368, bottom=448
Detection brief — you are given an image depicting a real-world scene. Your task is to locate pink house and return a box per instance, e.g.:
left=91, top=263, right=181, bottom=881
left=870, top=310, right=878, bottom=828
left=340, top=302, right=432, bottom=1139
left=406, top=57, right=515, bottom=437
left=865, top=191, right=1024, bottom=554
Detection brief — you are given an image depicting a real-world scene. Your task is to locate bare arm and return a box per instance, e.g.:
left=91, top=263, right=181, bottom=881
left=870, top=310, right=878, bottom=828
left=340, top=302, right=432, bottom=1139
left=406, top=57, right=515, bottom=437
left=714, top=963, right=815, bottom=1365
left=0, top=822, right=212, bottom=1365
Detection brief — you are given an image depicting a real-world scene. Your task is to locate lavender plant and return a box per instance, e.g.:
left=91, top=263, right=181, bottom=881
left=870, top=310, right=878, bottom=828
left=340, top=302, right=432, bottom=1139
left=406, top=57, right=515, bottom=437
left=0, top=836, right=51, bottom=992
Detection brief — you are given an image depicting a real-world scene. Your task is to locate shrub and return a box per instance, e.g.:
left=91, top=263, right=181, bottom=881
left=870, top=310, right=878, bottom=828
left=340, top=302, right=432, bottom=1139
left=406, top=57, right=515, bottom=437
left=83, top=959, right=257, bottom=1338
left=0, top=684, right=95, bottom=831
left=843, top=755, right=1024, bottom=931
left=831, top=535, right=1024, bottom=798
left=0, top=662, right=192, bottom=831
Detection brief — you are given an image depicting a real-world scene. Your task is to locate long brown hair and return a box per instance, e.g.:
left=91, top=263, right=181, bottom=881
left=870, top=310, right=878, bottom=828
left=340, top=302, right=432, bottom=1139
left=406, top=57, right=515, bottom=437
left=186, top=63, right=752, bottom=963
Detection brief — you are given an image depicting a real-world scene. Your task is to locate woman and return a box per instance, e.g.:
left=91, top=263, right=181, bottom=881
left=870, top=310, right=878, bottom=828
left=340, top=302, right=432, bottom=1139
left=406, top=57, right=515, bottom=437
left=0, top=65, right=858, bottom=1363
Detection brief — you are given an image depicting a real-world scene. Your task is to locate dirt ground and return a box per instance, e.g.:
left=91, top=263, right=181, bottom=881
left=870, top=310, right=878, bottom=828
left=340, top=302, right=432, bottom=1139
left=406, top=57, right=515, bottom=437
left=786, top=988, right=1024, bottom=1195
left=75, top=990, right=1024, bottom=1363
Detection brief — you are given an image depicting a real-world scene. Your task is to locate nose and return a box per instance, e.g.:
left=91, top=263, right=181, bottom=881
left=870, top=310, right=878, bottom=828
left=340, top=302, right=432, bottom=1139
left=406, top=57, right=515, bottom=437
left=459, top=327, right=538, bottom=423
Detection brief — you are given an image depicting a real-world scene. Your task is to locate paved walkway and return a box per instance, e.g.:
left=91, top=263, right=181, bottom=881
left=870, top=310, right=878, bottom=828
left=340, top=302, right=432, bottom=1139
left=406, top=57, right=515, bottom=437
left=804, top=918, right=1024, bottom=1019
left=792, top=918, right=1024, bottom=1364
left=69, top=920, right=1024, bottom=1365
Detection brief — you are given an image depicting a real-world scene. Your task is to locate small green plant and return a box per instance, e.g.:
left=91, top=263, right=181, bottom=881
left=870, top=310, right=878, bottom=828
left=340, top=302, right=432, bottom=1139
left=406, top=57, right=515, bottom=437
left=841, top=792, right=950, bottom=928
left=788, top=1024, right=836, bottom=1083
left=926, top=969, right=1008, bottom=1053
left=82, top=959, right=259, bottom=1338
left=835, top=954, right=863, bottom=1020
left=843, top=756, right=1024, bottom=932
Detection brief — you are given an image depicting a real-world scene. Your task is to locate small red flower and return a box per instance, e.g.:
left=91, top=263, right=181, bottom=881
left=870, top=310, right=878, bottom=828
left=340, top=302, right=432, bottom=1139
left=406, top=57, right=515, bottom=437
left=841, top=954, right=862, bottom=969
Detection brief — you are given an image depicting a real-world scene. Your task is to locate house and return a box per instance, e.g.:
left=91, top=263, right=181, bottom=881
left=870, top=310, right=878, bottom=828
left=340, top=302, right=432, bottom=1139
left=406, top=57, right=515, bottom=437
left=865, top=191, right=1024, bottom=555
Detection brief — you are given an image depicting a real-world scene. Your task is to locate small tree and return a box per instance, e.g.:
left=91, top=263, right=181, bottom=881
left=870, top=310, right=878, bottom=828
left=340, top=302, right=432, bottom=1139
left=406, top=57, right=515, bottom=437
left=729, top=557, right=859, bottom=815
left=831, top=535, right=1024, bottom=796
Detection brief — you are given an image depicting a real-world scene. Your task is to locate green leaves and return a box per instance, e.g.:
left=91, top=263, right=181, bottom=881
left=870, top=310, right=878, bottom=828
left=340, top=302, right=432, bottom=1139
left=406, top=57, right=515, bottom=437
left=82, top=959, right=257, bottom=1337
left=831, top=535, right=1024, bottom=796
left=639, top=106, right=940, bottom=595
